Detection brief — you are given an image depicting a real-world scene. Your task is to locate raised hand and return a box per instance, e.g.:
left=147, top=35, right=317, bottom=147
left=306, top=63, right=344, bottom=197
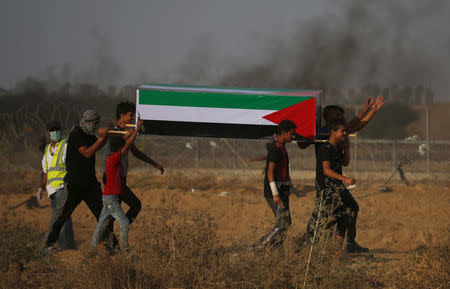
left=364, top=97, right=375, bottom=110
left=135, top=117, right=143, bottom=133
left=373, top=95, right=385, bottom=112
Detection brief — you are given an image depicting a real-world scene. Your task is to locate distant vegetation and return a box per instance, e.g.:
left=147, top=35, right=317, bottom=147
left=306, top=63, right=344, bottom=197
left=0, top=78, right=138, bottom=166
left=0, top=77, right=423, bottom=168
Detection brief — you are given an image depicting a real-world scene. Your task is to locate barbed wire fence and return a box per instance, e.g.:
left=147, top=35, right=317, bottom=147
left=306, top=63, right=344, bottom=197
left=133, top=135, right=450, bottom=174
left=1, top=103, right=449, bottom=174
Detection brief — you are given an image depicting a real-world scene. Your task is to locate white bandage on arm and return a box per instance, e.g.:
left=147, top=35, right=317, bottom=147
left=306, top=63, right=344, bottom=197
left=270, top=181, right=279, bottom=196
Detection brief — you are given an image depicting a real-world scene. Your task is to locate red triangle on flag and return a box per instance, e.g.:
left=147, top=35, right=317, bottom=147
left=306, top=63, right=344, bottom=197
left=262, top=97, right=316, bottom=140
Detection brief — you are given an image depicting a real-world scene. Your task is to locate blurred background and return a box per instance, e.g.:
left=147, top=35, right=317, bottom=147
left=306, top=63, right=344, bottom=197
left=1, top=0, right=449, bottom=174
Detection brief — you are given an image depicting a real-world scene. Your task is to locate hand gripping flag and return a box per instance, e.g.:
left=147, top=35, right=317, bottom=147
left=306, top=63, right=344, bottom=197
left=136, top=84, right=322, bottom=140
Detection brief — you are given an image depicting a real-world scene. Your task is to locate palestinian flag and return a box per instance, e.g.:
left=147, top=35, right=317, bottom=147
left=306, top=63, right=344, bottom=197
left=136, top=84, right=321, bottom=140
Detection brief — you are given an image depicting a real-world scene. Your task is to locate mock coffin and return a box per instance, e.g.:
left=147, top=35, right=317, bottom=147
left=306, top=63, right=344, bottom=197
left=136, top=84, right=322, bottom=140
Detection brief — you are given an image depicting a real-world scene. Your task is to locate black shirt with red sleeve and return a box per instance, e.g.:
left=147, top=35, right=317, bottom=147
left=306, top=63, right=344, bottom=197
left=264, top=141, right=291, bottom=198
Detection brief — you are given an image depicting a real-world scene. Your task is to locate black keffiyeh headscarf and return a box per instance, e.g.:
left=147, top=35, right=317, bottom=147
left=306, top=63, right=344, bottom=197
left=79, top=110, right=101, bottom=135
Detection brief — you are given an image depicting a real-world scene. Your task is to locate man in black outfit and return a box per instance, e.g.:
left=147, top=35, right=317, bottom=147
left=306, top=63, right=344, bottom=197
left=259, top=120, right=297, bottom=248
left=299, top=97, right=385, bottom=252
left=41, top=110, right=114, bottom=252
left=308, top=119, right=368, bottom=253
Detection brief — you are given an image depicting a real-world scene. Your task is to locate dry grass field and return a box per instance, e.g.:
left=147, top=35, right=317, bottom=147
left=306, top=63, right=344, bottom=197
left=0, top=168, right=448, bottom=288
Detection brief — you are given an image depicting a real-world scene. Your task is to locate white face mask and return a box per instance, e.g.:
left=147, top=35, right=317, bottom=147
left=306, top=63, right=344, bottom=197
left=49, top=130, right=62, bottom=141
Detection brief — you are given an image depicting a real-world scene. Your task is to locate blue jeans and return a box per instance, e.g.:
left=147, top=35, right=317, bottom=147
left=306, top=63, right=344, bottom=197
left=91, top=195, right=130, bottom=250
left=50, top=188, right=76, bottom=250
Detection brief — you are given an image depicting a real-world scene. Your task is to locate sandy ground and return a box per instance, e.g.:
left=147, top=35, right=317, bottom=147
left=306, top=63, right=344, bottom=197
left=2, top=169, right=448, bottom=253
left=1, top=167, right=449, bottom=288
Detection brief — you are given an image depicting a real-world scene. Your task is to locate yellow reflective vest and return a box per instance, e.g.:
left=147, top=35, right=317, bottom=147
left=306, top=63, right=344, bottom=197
left=44, top=139, right=67, bottom=189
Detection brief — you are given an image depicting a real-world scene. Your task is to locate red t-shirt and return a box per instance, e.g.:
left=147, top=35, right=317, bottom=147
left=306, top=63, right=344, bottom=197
left=103, top=151, right=124, bottom=195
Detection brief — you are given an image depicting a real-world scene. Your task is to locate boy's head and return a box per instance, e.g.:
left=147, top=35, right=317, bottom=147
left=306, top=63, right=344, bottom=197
left=116, top=102, right=136, bottom=122
left=323, top=105, right=345, bottom=124
left=329, top=119, right=347, bottom=143
left=276, top=120, right=297, bottom=143
left=109, top=135, right=125, bottom=153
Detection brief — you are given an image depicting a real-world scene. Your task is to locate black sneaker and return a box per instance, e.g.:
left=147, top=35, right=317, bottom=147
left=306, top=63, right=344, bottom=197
left=346, top=241, right=369, bottom=253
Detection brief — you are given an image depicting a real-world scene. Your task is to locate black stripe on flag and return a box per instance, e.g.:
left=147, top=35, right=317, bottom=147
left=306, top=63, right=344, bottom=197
left=142, top=120, right=277, bottom=139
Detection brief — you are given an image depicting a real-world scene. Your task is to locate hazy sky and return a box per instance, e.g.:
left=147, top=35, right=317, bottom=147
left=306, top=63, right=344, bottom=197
left=1, top=0, right=327, bottom=85
left=1, top=0, right=449, bottom=100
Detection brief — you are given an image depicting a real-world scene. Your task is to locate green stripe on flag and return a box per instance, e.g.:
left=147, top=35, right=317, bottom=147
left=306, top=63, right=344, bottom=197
left=139, top=90, right=313, bottom=110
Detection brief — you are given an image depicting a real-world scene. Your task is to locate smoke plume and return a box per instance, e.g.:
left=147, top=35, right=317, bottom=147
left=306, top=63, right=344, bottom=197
left=177, top=0, right=449, bottom=104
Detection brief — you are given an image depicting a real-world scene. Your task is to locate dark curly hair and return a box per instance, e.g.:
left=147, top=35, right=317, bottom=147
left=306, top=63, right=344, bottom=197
left=115, top=101, right=136, bottom=120
left=276, top=119, right=297, bottom=135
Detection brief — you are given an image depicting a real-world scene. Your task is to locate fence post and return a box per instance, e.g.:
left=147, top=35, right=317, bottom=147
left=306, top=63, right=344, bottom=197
left=353, top=135, right=358, bottom=173
left=195, top=138, right=200, bottom=168
left=426, top=106, right=430, bottom=173
left=392, top=140, right=397, bottom=171
left=212, top=146, right=216, bottom=168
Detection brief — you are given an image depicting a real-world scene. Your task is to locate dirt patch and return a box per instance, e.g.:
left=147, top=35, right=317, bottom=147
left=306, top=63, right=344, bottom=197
left=1, top=170, right=448, bottom=288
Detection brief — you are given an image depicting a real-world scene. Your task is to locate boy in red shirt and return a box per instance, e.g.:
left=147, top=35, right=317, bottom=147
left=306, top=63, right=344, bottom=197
left=91, top=119, right=142, bottom=252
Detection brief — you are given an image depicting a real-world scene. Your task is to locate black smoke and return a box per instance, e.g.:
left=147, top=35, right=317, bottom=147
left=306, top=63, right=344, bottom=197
left=177, top=0, right=449, bottom=104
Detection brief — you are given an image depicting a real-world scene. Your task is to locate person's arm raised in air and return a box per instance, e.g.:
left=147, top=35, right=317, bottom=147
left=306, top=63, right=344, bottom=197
left=346, top=97, right=374, bottom=131
left=78, top=127, right=110, bottom=159
left=347, top=96, right=385, bottom=134
left=322, top=160, right=355, bottom=185
left=121, top=119, right=143, bottom=156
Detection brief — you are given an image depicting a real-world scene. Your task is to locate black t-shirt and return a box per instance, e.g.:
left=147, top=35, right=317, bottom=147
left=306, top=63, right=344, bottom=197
left=314, top=126, right=330, bottom=156
left=65, top=125, right=98, bottom=184
left=264, top=141, right=290, bottom=198
left=316, top=141, right=344, bottom=190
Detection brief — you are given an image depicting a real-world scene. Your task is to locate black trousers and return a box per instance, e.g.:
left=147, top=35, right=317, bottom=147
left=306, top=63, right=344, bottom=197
left=260, top=186, right=291, bottom=247
left=336, top=189, right=359, bottom=242
left=306, top=186, right=359, bottom=242
left=103, top=174, right=141, bottom=225
left=42, top=180, right=114, bottom=247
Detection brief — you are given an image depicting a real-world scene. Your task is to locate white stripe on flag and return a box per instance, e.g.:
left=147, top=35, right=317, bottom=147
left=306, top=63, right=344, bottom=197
left=137, top=105, right=276, bottom=125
